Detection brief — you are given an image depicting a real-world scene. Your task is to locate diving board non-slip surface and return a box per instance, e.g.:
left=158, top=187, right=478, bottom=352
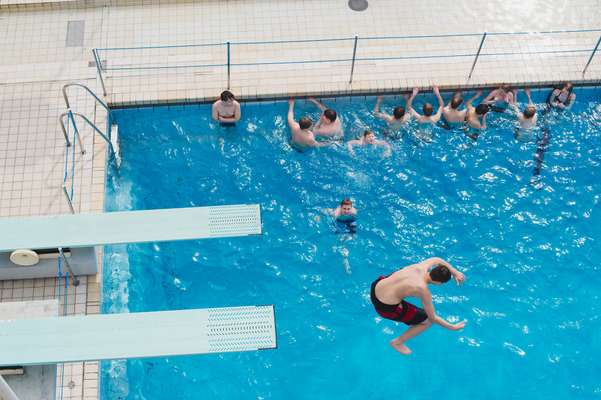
left=0, top=205, right=261, bottom=252
left=0, top=306, right=276, bottom=366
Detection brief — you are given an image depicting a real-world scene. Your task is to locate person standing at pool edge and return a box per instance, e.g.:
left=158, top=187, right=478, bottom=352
left=212, top=90, right=241, bottom=125
left=371, top=257, right=466, bottom=355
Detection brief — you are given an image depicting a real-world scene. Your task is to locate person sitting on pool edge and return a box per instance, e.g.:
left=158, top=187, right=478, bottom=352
left=287, top=99, right=330, bottom=149
left=347, top=130, right=391, bottom=157
left=373, top=95, right=412, bottom=136
left=212, top=90, right=241, bottom=126
left=510, top=88, right=537, bottom=140
left=370, top=257, right=466, bottom=355
left=308, top=97, right=343, bottom=138
left=547, top=82, right=576, bottom=110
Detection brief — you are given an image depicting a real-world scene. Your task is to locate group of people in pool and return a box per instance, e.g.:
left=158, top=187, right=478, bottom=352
left=213, top=83, right=576, bottom=152
left=211, top=83, right=576, bottom=356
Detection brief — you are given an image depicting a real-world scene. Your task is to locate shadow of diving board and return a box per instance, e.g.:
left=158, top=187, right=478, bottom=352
left=0, top=204, right=261, bottom=252
left=0, top=305, right=276, bottom=366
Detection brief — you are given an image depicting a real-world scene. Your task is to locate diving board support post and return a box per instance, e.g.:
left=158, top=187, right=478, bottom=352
left=0, top=375, right=20, bottom=400
left=582, top=35, right=601, bottom=77
left=468, top=32, right=487, bottom=80
left=0, top=306, right=276, bottom=366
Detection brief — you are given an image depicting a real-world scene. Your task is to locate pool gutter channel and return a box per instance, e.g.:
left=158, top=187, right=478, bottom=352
left=107, top=80, right=601, bottom=110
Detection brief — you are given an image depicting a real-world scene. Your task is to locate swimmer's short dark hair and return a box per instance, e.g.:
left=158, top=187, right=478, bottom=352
left=393, top=106, right=405, bottom=119
left=423, top=103, right=434, bottom=116
left=475, top=104, right=489, bottom=115
left=324, top=109, right=337, bottom=122
left=363, top=130, right=374, bottom=137
left=299, top=117, right=312, bottom=130
left=430, top=265, right=451, bottom=283
left=450, top=97, right=463, bottom=109
left=341, top=198, right=352, bottom=206
left=524, top=106, right=536, bottom=118
left=220, top=90, right=235, bottom=101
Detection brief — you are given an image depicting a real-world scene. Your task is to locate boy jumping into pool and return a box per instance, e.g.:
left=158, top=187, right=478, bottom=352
left=370, top=257, right=466, bottom=355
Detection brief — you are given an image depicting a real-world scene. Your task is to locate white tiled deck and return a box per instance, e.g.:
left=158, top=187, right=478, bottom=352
left=1, top=0, right=600, bottom=399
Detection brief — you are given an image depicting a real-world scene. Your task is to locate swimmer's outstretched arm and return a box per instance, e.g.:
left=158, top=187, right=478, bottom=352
left=432, top=86, right=444, bottom=121
left=347, top=139, right=361, bottom=155
left=376, top=139, right=392, bottom=157
left=407, top=88, right=421, bottom=118
left=373, top=96, right=392, bottom=122
left=466, top=90, right=482, bottom=108
left=524, top=88, right=534, bottom=106
left=308, top=97, right=327, bottom=112
left=287, top=99, right=299, bottom=130
left=483, top=88, right=498, bottom=104
left=421, top=291, right=466, bottom=330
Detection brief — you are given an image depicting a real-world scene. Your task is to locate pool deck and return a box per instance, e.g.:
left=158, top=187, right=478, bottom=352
left=0, top=0, right=600, bottom=398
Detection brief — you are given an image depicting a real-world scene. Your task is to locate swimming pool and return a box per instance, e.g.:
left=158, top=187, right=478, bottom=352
left=102, top=88, right=601, bottom=399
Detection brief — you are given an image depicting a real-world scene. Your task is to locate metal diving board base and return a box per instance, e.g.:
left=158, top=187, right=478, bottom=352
left=0, top=204, right=262, bottom=252
left=0, top=305, right=276, bottom=366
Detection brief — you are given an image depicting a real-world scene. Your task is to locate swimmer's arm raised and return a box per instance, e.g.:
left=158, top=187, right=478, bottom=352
left=308, top=97, right=327, bottom=112
left=407, top=88, right=421, bottom=118
left=287, top=99, right=299, bottom=130
left=374, top=96, right=392, bottom=122
left=466, top=90, right=482, bottom=108
left=433, top=86, right=444, bottom=120
left=422, top=291, right=466, bottom=330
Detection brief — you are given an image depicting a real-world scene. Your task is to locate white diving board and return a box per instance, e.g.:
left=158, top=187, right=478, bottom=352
left=0, top=204, right=261, bottom=252
left=0, top=306, right=276, bottom=366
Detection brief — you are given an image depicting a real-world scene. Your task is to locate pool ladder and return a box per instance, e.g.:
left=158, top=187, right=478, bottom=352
left=60, top=83, right=120, bottom=213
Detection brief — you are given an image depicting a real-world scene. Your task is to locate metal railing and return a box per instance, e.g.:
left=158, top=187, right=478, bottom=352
left=93, top=28, right=601, bottom=97
left=60, top=83, right=115, bottom=214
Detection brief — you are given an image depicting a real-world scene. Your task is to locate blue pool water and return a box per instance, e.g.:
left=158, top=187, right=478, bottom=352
left=102, top=89, right=601, bottom=399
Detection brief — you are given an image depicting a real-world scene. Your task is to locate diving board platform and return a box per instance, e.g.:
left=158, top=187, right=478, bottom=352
left=0, top=204, right=261, bottom=252
left=0, top=305, right=276, bottom=366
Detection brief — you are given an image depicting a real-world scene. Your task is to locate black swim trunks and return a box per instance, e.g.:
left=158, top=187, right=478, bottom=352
left=370, top=276, right=428, bottom=325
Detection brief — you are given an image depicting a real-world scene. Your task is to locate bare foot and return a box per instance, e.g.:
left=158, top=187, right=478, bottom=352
left=390, top=339, right=412, bottom=355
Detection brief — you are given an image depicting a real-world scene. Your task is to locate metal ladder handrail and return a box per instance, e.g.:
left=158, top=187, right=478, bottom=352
left=62, top=82, right=110, bottom=113
left=59, top=111, right=115, bottom=155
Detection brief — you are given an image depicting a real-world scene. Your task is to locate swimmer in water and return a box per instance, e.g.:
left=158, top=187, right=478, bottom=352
left=465, top=93, right=489, bottom=140
left=440, top=90, right=482, bottom=130
left=547, top=82, right=576, bottom=110
left=332, top=198, right=358, bottom=234
left=483, top=84, right=516, bottom=112
left=308, top=97, right=343, bottom=138
left=407, top=86, right=444, bottom=125
left=510, top=88, right=537, bottom=140
left=287, top=99, right=331, bottom=149
left=211, top=90, right=241, bottom=125
left=373, top=95, right=411, bottom=135
left=370, top=257, right=466, bottom=355
left=347, top=130, right=392, bottom=157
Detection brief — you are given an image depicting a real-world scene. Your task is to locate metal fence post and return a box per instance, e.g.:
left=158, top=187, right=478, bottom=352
left=227, top=41, right=231, bottom=89
left=582, top=35, right=601, bottom=77
left=349, top=35, right=359, bottom=84
left=92, top=49, right=107, bottom=97
left=468, top=32, right=487, bottom=80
